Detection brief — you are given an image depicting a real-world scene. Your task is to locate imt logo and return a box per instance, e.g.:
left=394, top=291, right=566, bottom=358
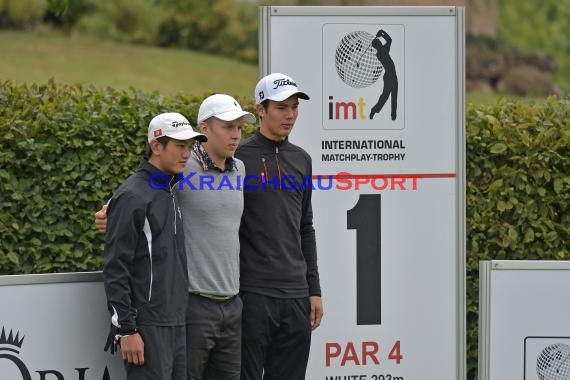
left=0, top=327, right=113, bottom=380
left=322, top=24, right=404, bottom=130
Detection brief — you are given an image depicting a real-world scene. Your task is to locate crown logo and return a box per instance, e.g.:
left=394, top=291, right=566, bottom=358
left=0, top=327, right=25, bottom=352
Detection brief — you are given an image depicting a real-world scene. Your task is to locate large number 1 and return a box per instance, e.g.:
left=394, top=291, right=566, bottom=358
left=347, top=194, right=382, bottom=325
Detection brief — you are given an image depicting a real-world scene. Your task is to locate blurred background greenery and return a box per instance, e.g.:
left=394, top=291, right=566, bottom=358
left=0, top=0, right=568, bottom=101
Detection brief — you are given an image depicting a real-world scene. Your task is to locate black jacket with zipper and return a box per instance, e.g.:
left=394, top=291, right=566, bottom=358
left=236, top=130, right=321, bottom=296
left=103, top=159, right=188, bottom=333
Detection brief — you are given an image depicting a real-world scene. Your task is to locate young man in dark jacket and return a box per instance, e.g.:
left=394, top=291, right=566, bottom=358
left=103, top=112, right=206, bottom=380
left=236, top=73, right=324, bottom=380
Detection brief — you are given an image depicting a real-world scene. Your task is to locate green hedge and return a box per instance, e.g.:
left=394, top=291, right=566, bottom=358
left=465, top=97, right=569, bottom=378
left=0, top=80, right=568, bottom=379
left=0, top=79, right=256, bottom=273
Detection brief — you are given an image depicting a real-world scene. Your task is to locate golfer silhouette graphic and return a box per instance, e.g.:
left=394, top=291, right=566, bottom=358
left=369, top=29, right=398, bottom=121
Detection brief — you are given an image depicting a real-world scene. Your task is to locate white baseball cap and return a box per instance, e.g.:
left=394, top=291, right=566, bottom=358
left=147, top=112, right=207, bottom=143
left=255, top=73, right=310, bottom=105
left=197, top=94, right=256, bottom=124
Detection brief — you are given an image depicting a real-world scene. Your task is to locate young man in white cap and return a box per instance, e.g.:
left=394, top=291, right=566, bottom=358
left=103, top=112, right=207, bottom=380
left=96, top=97, right=255, bottom=380
left=181, top=93, right=255, bottom=380
left=235, top=73, right=324, bottom=380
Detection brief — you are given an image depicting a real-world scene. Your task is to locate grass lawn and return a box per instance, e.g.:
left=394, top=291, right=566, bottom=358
left=2, top=30, right=551, bottom=106
left=0, top=30, right=259, bottom=99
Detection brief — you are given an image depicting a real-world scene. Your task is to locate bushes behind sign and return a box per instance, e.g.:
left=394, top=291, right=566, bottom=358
left=464, top=97, right=569, bottom=378
left=0, top=79, right=255, bottom=274
left=0, top=80, right=567, bottom=379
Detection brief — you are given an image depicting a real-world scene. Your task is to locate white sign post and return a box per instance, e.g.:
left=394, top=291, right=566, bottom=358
left=479, top=260, right=570, bottom=380
left=259, top=6, right=466, bottom=380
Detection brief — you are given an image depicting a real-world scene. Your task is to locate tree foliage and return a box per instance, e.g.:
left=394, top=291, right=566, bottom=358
left=75, top=0, right=162, bottom=44
left=0, top=0, right=47, bottom=28
left=157, top=0, right=258, bottom=62
left=498, top=0, right=570, bottom=91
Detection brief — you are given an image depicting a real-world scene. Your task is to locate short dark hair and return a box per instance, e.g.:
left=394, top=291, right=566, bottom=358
left=258, top=100, right=270, bottom=122
left=145, top=136, right=171, bottom=158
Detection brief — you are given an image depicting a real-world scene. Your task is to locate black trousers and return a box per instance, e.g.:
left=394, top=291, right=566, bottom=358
left=240, top=292, right=312, bottom=380
left=186, top=292, right=243, bottom=380
left=124, top=324, right=186, bottom=380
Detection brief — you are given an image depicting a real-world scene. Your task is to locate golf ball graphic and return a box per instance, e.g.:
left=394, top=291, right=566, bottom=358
left=335, top=30, right=383, bottom=88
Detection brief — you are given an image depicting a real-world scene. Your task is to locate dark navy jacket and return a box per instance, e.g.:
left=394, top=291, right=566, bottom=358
left=103, top=159, right=188, bottom=333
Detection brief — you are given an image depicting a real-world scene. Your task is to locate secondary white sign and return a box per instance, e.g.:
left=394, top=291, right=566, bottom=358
left=0, top=273, right=125, bottom=380
left=479, top=261, right=570, bottom=380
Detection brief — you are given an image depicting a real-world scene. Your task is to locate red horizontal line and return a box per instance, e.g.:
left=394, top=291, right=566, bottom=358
left=311, top=173, right=456, bottom=179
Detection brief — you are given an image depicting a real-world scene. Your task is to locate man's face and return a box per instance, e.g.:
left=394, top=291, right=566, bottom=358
left=201, top=117, right=243, bottom=163
left=257, top=96, right=299, bottom=140
left=153, top=138, right=193, bottom=175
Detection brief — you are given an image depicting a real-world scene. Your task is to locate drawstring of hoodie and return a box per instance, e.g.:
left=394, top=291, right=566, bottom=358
left=260, top=146, right=284, bottom=191
left=275, top=146, right=283, bottom=191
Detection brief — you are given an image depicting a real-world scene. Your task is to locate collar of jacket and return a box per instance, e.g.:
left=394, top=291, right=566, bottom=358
left=253, top=129, right=290, bottom=149
left=193, top=141, right=237, bottom=173
left=138, top=158, right=177, bottom=190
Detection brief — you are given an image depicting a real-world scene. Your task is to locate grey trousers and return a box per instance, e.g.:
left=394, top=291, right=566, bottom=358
left=186, top=292, right=243, bottom=380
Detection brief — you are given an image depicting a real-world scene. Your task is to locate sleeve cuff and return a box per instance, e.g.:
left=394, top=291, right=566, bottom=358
left=117, top=327, right=138, bottom=335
